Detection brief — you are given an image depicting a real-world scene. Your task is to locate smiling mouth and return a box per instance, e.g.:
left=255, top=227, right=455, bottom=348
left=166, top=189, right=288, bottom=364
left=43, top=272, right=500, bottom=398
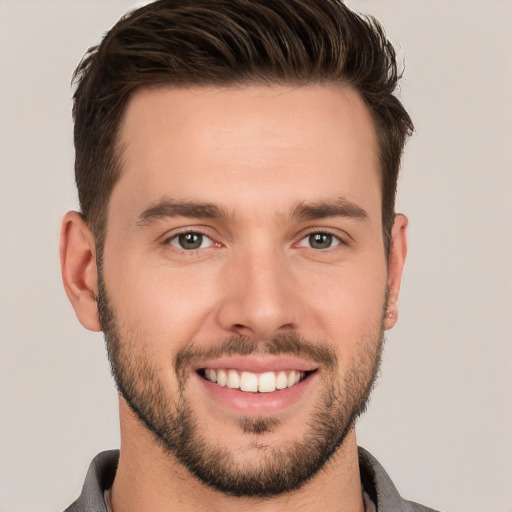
left=198, top=368, right=315, bottom=393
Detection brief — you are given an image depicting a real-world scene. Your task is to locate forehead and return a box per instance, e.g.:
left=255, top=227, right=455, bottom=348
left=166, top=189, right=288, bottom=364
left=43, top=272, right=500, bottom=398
left=113, top=84, right=380, bottom=222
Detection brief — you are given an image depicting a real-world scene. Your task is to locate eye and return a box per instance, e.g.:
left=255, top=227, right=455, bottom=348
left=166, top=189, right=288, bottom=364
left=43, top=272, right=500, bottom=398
left=299, top=232, right=341, bottom=250
left=167, top=232, right=214, bottom=250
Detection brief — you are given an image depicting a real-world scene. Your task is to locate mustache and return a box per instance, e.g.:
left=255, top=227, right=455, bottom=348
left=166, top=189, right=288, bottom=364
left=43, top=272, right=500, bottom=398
left=175, top=332, right=338, bottom=378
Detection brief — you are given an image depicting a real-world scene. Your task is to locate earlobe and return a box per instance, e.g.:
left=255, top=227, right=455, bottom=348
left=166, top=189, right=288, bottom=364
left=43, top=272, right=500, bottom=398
left=384, top=213, right=408, bottom=330
left=60, top=211, right=102, bottom=332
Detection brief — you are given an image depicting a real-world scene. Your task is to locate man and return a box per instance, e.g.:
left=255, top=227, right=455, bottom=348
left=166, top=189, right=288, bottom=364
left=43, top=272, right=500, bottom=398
left=60, top=0, right=437, bottom=510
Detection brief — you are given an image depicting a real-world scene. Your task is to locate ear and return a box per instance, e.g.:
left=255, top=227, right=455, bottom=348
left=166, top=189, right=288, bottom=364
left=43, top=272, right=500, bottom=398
left=60, top=211, right=102, bottom=332
left=384, top=213, right=408, bottom=330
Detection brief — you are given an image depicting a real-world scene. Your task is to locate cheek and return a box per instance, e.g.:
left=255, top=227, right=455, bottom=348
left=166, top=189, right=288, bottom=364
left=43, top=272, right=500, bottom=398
left=302, top=259, right=388, bottom=344
left=105, top=256, right=222, bottom=345
left=103, top=240, right=388, bottom=353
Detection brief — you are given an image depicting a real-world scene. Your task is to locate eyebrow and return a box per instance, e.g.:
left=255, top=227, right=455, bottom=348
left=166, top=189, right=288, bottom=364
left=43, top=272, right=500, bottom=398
left=136, top=196, right=368, bottom=227
left=291, top=197, right=368, bottom=222
left=136, top=199, right=232, bottom=226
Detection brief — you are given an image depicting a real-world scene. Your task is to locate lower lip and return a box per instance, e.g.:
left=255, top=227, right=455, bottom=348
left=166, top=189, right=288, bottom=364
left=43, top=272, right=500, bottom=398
left=195, top=372, right=317, bottom=416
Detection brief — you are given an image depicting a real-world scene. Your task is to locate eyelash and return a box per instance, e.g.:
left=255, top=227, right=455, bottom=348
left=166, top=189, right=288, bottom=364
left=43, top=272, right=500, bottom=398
left=164, top=230, right=219, bottom=253
left=296, top=230, right=344, bottom=250
left=162, top=228, right=347, bottom=254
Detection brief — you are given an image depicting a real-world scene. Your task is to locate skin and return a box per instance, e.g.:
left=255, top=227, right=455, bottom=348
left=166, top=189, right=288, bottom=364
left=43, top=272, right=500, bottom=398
left=60, top=84, right=407, bottom=511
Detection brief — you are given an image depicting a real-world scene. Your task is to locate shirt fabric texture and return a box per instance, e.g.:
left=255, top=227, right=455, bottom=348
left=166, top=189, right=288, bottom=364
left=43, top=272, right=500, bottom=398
left=64, top=447, right=440, bottom=511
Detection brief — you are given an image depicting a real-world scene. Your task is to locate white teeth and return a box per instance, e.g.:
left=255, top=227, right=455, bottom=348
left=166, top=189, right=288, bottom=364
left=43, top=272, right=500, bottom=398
left=258, top=372, right=276, bottom=393
left=240, top=372, right=258, bottom=392
left=217, top=369, right=227, bottom=386
left=227, top=369, right=240, bottom=389
left=275, top=371, right=288, bottom=389
left=287, top=370, right=300, bottom=387
left=204, top=368, right=309, bottom=393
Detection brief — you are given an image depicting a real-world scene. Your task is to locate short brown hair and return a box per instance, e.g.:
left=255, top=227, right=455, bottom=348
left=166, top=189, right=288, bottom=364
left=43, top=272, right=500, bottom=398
left=72, top=0, right=413, bottom=253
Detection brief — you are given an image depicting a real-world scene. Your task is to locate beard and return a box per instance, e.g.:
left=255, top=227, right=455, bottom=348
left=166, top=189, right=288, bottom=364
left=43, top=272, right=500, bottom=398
left=97, top=274, right=385, bottom=498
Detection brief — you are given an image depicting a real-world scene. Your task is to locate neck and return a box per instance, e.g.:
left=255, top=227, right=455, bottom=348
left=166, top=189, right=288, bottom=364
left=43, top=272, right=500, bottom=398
left=111, top=400, right=365, bottom=512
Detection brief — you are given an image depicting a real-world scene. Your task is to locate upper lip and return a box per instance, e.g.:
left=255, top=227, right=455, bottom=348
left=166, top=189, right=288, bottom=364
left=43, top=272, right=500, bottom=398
left=192, top=355, right=318, bottom=374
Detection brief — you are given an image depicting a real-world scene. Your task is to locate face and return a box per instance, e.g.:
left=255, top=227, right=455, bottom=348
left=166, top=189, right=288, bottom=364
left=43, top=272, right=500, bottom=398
left=97, top=85, right=399, bottom=496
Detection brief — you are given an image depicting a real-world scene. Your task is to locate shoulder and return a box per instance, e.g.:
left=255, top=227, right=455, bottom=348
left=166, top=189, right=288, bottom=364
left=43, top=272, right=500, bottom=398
left=64, top=450, right=119, bottom=512
left=358, top=446, right=441, bottom=512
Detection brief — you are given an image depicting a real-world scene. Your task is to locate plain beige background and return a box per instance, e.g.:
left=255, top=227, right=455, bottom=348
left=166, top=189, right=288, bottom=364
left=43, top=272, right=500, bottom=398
left=0, top=1, right=511, bottom=511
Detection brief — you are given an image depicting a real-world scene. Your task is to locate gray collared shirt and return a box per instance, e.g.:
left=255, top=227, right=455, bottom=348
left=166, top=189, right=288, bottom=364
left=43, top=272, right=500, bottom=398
left=64, top=447, right=440, bottom=511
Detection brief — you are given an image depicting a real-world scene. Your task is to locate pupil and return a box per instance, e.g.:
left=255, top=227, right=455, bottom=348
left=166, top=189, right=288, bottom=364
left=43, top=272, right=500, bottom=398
left=310, top=233, right=332, bottom=249
left=179, top=233, right=202, bottom=249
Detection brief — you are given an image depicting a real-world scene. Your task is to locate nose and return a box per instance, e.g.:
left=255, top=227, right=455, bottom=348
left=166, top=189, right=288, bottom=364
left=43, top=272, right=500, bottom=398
left=215, top=246, right=301, bottom=340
